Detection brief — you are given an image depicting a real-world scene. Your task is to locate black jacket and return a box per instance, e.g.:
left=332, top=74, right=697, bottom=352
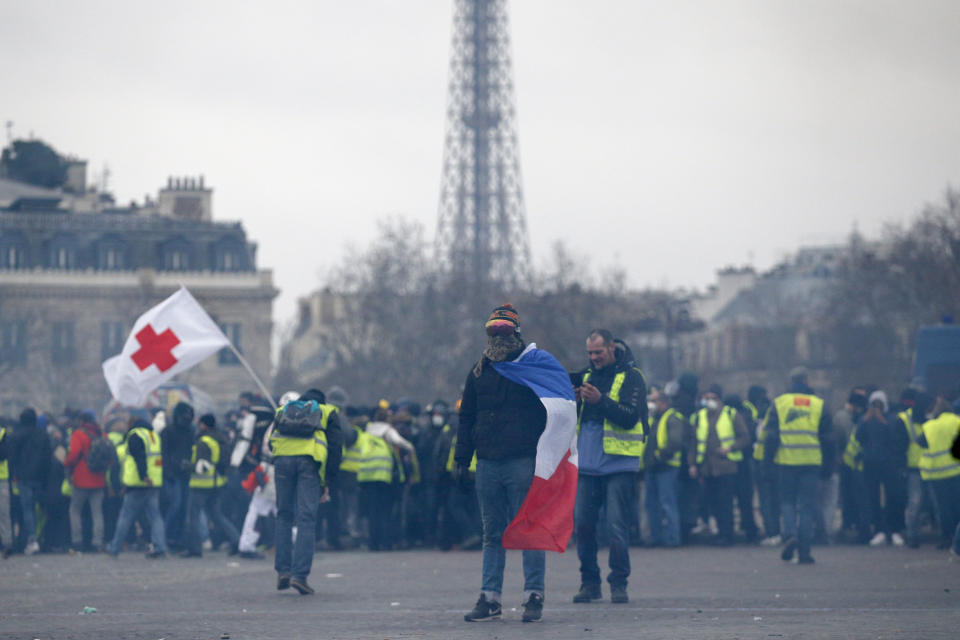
left=573, top=347, right=648, bottom=433
left=857, top=412, right=908, bottom=472
left=10, top=423, right=51, bottom=487
left=455, top=357, right=547, bottom=465
left=162, top=419, right=195, bottom=478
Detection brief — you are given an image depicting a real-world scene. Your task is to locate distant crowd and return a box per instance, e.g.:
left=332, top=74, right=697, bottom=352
left=1, top=367, right=959, bottom=561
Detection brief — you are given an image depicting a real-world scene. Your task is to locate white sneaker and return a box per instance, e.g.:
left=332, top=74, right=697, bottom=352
left=891, top=533, right=905, bottom=547
left=869, top=532, right=887, bottom=546
left=202, top=539, right=213, bottom=551
left=25, top=541, right=40, bottom=555
left=760, top=535, right=782, bottom=547
left=690, top=521, right=708, bottom=535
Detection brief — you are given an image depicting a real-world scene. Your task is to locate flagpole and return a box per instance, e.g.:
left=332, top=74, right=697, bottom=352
left=228, top=343, right=277, bottom=411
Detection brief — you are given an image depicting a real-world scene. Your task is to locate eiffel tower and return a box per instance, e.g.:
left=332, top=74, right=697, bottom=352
left=435, top=0, right=531, bottom=293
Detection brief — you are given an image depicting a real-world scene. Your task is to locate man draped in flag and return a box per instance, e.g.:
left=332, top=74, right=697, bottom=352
left=455, top=304, right=577, bottom=624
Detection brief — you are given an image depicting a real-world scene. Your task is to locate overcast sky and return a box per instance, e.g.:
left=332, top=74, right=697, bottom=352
left=3, top=0, right=959, bottom=325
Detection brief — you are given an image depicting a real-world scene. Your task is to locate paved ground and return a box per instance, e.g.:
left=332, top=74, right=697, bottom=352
left=2, top=544, right=959, bottom=640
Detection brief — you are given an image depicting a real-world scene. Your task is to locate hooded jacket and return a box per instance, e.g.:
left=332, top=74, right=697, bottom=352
left=64, top=422, right=107, bottom=489
left=10, top=412, right=52, bottom=487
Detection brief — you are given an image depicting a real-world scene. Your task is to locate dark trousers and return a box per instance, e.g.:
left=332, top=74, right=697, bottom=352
left=780, top=466, right=818, bottom=558
left=703, top=474, right=735, bottom=542
left=929, top=475, right=960, bottom=544
left=862, top=465, right=906, bottom=537
left=839, top=465, right=860, bottom=531
left=734, top=460, right=758, bottom=539
left=274, top=455, right=320, bottom=580
left=187, top=487, right=239, bottom=554
left=678, top=471, right=700, bottom=544
left=361, top=482, right=397, bottom=551
left=575, top=472, right=636, bottom=589
left=163, top=473, right=190, bottom=547
left=755, top=461, right=780, bottom=537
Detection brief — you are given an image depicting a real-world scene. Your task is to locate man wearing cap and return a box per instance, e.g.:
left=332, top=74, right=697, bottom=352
left=571, top=329, right=648, bottom=604
left=764, top=367, right=834, bottom=564
left=456, top=304, right=549, bottom=623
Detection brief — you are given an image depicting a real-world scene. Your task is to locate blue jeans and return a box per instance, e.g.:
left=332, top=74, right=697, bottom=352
left=163, top=473, right=190, bottom=546
left=18, top=483, right=40, bottom=543
left=187, top=488, right=239, bottom=554
left=645, top=466, right=680, bottom=546
left=575, top=472, right=636, bottom=588
left=274, top=455, right=320, bottom=580
left=475, top=457, right=545, bottom=599
left=108, top=488, right=166, bottom=554
left=780, top=466, right=818, bottom=557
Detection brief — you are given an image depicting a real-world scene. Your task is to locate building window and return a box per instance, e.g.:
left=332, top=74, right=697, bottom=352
left=101, top=321, right=127, bottom=361
left=0, top=320, right=28, bottom=366
left=97, top=237, right=127, bottom=270
left=218, top=322, right=242, bottom=365
left=161, top=238, right=192, bottom=271
left=51, top=321, right=76, bottom=364
left=212, top=239, right=246, bottom=272
left=0, top=234, right=28, bottom=269
left=48, top=235, right=78, bottom=269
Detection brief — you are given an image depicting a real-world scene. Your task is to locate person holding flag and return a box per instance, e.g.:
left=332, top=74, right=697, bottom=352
left=455, top=304, right=577, bottom=624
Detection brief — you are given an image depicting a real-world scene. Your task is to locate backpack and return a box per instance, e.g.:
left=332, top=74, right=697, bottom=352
left=86, top=433, right=117, bottom=473
left=275, top=400, right=324, bottom=438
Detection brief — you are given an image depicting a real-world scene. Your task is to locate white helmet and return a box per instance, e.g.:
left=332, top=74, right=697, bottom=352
left=279, top=390, right=300, bottom=405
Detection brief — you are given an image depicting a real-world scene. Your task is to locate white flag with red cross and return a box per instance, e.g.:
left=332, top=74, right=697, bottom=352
left=102, top=286, right=230, bottom=406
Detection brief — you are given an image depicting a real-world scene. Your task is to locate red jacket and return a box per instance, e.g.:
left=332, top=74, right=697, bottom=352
left=64, top=423, right=107, bottom=489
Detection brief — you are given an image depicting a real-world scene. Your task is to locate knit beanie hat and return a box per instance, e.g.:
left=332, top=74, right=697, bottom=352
left=485, top=303, right=520, bottom=336
left=868, top=390, right=888, bottom=412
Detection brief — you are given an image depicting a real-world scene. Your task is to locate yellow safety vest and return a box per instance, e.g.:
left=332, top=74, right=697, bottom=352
left=356, top=431, right=405, bottom=484
left=695, top=407, right=743, bottom=464
left=105, top=431, right=124, bottom=487
left=919, top=412, right=960, bottom=481
left=269, top=403, right=334, bottom=483
left=652, top=409, right=683, bottom=467
left=190, top=434, right=228, bottom=489
left=899, top=411, right=922, bottom=470
left=773, top=393, right=823, bottom=466
left=445, top=428, right=478, bottom=473
left=0, top=427, right=8, bottom=481
left=577, top=369, right=646, bottom=458
left=121, top=427, right=163, bottom=488
left=340, top=425, right=364, bottom=473
left=753, top=408, right=771, bottom=462
left=842, top=431, right=863, bottom=471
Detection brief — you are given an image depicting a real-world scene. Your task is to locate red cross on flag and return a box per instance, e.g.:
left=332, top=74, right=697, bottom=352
left=102, top=286, right=231, bottom=406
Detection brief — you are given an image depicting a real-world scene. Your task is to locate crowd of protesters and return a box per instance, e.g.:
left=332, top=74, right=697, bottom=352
left=1, top=346, right=959, bottom=564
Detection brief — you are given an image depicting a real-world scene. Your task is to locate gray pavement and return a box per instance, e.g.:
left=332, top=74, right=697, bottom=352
left=1, top=544, right=959, bottom=640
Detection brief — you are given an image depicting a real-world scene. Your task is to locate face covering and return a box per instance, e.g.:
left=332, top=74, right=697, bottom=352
left=432, top=414, right=444, bottom=427
left=703, top=398, right=720, bottom=412
left=647, top=401, right=657, bottom=414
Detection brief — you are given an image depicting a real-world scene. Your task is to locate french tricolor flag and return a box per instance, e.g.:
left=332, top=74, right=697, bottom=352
left=494, top=343, right=578, bottom=552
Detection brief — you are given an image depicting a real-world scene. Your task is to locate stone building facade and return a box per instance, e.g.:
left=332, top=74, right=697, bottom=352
left=0, top=175, right=276, bottom=415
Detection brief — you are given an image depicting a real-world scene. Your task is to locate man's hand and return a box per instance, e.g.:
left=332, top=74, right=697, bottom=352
left=319, top=487, right=331, bottom=504
left=688, top=464, right=698, bottom=479
left=581, top=382, right=603, bottom=404
left=718, top=446, right=731, bottom=457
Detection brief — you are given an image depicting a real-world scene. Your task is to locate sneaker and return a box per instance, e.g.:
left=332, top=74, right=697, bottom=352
left=761, top=535, right=782, bottom=547
left=781, top=537, right=798, bottom=562
left=277, top=574, right=291, bottom=590
left=610, top=586, right=629, bottom=604
left=202, top=539, right=213, bottom=551
left=145, top=550, right=166, bottom=559
left=572, top=583, right=602, bottom=603
left=290, top=578, right=314, bottom=595
left=798, top=554, right=815, bottom=565
left=522, top=593, right=543, bottom=623
left=239, top=550, right=265, bottom=560
left=25, top=541, right=39, bottom=556
left=869, top=532, right=887, bottom=547
left=891, top=533, right=905, bottom=547
left=464, top=594, right=502, bottom=622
